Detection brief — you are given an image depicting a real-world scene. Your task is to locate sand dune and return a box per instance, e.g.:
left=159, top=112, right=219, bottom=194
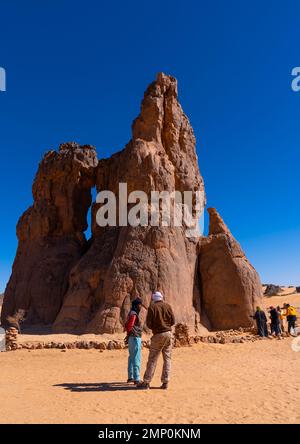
left=263, top=288, right=300, bottom=307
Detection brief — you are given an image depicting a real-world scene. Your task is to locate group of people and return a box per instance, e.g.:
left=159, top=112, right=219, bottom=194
left=124, top=291, right=175, bottom=390
left=124, top=295, right=298, bottom=388
left=252, top=303, right=298, bottom=338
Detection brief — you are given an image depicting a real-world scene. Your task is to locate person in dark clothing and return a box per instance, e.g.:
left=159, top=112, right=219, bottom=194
left=251, top=306, right=268, bottom=337
left=125, top=297, right=143, bottom=384
left=269, top=306, right=281, bottom=338
left=137, top=291, right=175, bottom=390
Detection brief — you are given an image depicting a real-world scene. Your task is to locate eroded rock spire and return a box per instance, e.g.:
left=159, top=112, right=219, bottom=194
left=1, top=143, right=98, bottom=326
left=2, top=74, right=262, bottom=334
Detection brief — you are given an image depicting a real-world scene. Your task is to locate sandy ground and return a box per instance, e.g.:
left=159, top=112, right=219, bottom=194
left=263, top=291, right=300, bottom=309
left=15, top=290, right=300, bottom=345
left=18, top=332, right=135, bottom=345
left=0, top=338, right=299, bottom=424
left=0, top=289, right=299, bottom=424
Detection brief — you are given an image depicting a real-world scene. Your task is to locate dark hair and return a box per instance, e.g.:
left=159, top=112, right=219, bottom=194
left=131, top=297, right=142, bottom=313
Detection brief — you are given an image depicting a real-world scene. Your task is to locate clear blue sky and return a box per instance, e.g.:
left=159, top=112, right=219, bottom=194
left=0, top=0, right=299, bottom=292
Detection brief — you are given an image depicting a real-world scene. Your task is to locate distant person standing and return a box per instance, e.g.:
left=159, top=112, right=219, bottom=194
left=276, top=305, right=284, bottom=333
left=251, top=306, right=268, bottom=337
left=137, top=292, right=175, bottom=390
left=125, top=297, right=143, bottom=384
left=283, top=303, right=298, bottom=336
left=269, top=306, right=281, bottom=338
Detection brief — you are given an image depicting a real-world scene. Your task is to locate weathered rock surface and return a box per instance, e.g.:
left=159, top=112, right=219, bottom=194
left=264, top=284, right=282, bottom=296
left=5, top=327, right=18, bottom=351
left=1, top=143, right=98, bottom=326
left=174, top=323, right=191, bottom=347
left=2, top=73, right=263, bottom=334
left=199, top=208, right=262, bottom=330
left=53, top=73, right=205, bottom=333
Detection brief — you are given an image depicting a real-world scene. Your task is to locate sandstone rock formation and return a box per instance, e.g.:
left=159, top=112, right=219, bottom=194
left=264, top=284, right=282, bottom=296
left=199, top=208, right=262, bottom=330
left=53, top=73, right=205, bottom=333
left=1, top=143, right=98, bottom=326
left=5, top=327, right=18, bottom=351
left=2, top=73, right=263, bottom=334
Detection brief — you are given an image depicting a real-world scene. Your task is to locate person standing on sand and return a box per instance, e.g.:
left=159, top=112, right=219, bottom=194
left=125, top=297, right=143, bottom=384
left=251, top=306, right=268, bottom=337
left=137, top=291, right=175, bottom=390
left=269, top=306, right=281, bottom=338
left=283, top=303, right=298, bottom=336
left=276, top=305, right=284, bottom=333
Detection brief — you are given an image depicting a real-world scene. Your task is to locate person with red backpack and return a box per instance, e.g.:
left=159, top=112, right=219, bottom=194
left=125, top=297, right=143, bottom=384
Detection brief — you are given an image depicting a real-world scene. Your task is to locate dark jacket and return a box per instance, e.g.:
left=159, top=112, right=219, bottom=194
left=270, top=308, right=279, bottom=324
left=146, top=301, right=175, bottom=334
left=253, top=310, right=267, bottom=324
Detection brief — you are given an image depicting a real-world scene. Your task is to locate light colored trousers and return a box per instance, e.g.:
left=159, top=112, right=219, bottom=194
left=143, top=331, right=173, bottom=384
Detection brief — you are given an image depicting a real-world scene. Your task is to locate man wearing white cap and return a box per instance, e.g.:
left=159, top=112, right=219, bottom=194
left=137, top=291, right=175, bottom=390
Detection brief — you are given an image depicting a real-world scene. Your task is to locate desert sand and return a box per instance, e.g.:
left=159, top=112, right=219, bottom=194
left=0, top=290, right=299, bottom=424
left=0, top=335, right=299, bottom=424
left=263, top=288, right=300, bottom=306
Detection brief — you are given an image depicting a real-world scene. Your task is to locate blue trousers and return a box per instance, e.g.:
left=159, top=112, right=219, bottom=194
left=128, top=336, right=142, bottom=381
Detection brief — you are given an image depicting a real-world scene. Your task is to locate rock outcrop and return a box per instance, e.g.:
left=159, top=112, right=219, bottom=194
left=1, top=143, right=98, bottom=326
left=2, top=73, right=263, bottom=334
left=53, top=73, right=205, bottom=333
left=264, top=284, right=282, bottom=296
left=199, top=208, right=262, bottom=330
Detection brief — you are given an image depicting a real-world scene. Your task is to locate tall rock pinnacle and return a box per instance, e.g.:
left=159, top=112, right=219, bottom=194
left=2, top=74, right=262, bottom=334
left=199, top=208, right=262, bottom=330
left=53, top=73, right=206, bottom=334
left=208, top=207, right=231, bottom=235
left=1, top=143, right=98, bottom=326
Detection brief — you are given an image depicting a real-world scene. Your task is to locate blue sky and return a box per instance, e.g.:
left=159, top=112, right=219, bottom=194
left=0, top=0, right=299, bottom=292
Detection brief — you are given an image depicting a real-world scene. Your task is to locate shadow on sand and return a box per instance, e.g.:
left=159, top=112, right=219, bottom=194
left=54, top=382, right=162, bottom=392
